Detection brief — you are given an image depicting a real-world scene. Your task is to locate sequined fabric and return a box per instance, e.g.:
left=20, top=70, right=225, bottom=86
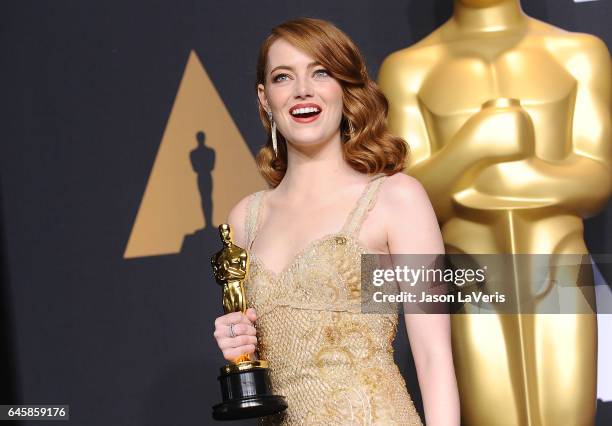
left=243, top=174, right=423, bottom=426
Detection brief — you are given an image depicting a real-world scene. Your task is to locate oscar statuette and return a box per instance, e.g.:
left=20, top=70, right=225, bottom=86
left=210, top=224, right=287, bottom=420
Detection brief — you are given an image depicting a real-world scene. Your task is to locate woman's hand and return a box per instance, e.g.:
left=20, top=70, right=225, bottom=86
left=213, top=308, right=258, bottom=362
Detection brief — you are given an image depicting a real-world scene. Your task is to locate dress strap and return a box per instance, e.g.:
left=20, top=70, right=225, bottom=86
left=244, top=190, right=266, bottom=250
left=342, top=173, right=387, bottom=237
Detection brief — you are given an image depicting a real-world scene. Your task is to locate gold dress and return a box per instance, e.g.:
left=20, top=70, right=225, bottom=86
left=243, top=174, right=422, bottom=425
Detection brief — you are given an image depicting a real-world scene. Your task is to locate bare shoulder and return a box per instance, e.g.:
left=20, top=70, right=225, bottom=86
left=379, top=173, right=431, bottom=209
left=226, top=192, right=258, bottom=248
left=379, top=173, right=443, bottom=253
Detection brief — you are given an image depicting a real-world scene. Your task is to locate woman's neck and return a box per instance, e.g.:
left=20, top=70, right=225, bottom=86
left=276, top=132, right=364, bottom=200
left=453, top=0, right=526, bottom=33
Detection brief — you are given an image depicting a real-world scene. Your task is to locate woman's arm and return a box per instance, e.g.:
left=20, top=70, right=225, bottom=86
left=382, top=173, right=460, bottom=426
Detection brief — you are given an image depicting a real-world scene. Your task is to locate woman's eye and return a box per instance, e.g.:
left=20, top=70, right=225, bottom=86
left=272, top=73, right=290, bottom=83
left=314, top=69, right=329, bottom=78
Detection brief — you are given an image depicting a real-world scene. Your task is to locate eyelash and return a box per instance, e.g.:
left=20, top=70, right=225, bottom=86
left=272, top=69, right=329, bottom=83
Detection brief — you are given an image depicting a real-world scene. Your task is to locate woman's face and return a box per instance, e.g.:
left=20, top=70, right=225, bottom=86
left=257, top=38, right=344, bottom=149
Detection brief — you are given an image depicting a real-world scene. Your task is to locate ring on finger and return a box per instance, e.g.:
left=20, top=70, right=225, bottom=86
left=229, top=323, right=236, bottom=338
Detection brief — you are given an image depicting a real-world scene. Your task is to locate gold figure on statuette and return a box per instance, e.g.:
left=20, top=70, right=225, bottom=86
left=211, top=224, right=287, bottom=420
left=211, top=224, right=254, bottom=364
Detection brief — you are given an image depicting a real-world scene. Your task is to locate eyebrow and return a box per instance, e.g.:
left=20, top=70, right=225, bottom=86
left=269, top=61, right=322, bottom=75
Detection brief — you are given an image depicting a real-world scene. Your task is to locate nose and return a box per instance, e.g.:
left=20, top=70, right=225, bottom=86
left=294, top=75, right=314, bottom=99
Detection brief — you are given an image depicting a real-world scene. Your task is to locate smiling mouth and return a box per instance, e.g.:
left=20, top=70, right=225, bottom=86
left=290, top=106, right=321, bottom=119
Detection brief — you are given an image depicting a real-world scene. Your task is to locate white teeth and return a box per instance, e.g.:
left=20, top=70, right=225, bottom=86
left=291, top=106, right=320, bottom=115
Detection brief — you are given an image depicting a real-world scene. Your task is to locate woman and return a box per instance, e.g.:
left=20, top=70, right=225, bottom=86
left=213, top=18, right=459, bottom=425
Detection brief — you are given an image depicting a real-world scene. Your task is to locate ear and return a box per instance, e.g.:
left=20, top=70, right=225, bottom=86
left=257, top=83, right=270, bottom=113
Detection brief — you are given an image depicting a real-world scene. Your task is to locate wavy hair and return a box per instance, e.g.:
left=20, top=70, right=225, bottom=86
left=255, top=17, right=408, bottom=187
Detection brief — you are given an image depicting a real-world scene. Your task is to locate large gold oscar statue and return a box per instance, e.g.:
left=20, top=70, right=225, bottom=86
left=379, top=1, right=611, bottom=424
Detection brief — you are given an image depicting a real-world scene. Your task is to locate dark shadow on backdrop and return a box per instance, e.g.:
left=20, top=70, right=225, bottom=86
left=190, top=131, right=216, bottom=229
left=184, top=129, right=220, bottom=271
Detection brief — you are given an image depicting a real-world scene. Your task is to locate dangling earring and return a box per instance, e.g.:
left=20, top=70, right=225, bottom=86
left=267, top=111, right=278, bottom=156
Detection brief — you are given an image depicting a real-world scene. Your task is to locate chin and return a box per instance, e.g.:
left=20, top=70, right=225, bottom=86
left=290, top=135, right=334, bottom=148
left=286, top=130, right=331, bottom=146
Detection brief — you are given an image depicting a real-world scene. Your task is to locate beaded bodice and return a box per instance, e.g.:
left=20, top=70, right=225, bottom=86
left=243, top=174, right=422, bottom=425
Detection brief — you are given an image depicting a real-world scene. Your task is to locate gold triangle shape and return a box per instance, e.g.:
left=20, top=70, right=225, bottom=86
left=124, top=50, right=266, bottom=258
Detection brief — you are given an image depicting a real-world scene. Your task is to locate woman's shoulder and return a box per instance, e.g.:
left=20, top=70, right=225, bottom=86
left=378, top=172, right=443, bottom=253
left=378, top=172, right=438, bottom=224
left=379, top=172, right=430, bottom=206
left=226, top=190, right=267, bottom=248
